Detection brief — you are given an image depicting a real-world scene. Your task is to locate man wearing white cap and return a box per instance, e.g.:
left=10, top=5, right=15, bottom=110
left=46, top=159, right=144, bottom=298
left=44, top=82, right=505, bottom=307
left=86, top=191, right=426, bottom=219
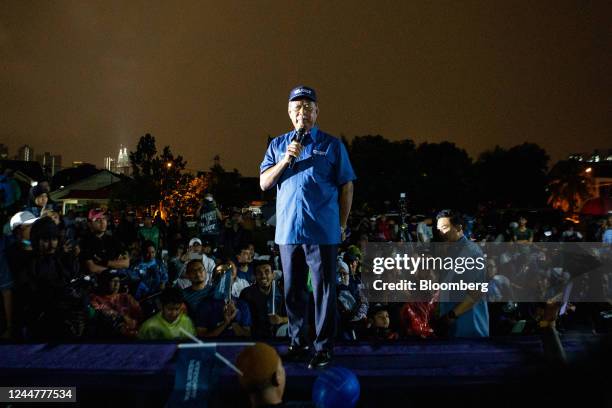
left=175, top=238, right=215, bottom=289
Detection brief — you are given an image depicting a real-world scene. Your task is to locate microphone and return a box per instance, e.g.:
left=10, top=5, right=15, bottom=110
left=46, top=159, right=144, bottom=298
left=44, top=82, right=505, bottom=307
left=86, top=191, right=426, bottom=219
left=288, top=127, right=306, bottom=169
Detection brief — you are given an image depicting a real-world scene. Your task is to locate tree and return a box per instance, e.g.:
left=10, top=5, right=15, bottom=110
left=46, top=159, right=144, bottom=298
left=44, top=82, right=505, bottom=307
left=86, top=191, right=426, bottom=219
left=547, top=159, right=594, bottom=213
left=114, top=133, right=195, bottom=215
left=164, top=175, right=209, bottom=216
left=348, top=135, right=418, bottom=212
left=208, top=155, right=243, bottom=207
left=474, top=143, right=549, bottom=209
left=414, top=142, right=473, bottom=212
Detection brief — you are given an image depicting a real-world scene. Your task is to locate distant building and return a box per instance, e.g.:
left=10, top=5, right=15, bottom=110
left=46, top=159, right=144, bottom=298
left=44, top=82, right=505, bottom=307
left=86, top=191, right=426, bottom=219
left=568, top=149, right=612, bottom=163
left=50, top=169, right=127, bottom=213
left=103, top=156, right=116, bottom=172
left=36, top=152, right=62, bottom=176
left=16, top=145, right=34, bottom=162
left=116, top=145, right=130, bottom=175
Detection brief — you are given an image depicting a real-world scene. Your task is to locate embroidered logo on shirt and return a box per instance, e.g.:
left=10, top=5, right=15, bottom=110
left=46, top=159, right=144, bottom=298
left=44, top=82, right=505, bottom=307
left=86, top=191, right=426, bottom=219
left=312, top=149, right=327, bottom=156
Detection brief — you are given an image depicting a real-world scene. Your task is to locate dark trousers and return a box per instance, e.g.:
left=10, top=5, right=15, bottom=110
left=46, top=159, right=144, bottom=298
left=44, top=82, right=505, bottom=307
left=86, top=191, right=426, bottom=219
left=279, top=244, right=337, bottom=352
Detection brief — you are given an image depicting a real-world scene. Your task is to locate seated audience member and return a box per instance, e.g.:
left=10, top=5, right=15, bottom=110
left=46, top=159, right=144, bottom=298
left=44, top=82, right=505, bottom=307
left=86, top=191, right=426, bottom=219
left=168, top=242, right=186, bottom=283
left=182, top=259, right=214, bottom=317
left=246, top=242, right=259, bottom=260
left=24, top=217, right=87, bottom=340
left=40, top=208, right=61, bottom=225
left=344, top=252, right=362, bottom=289
left=561, top=223, right=584, bottom=242
left=337, top=260, right=368, bottom=340
left=133, top=240, right=168, bottom=300
left=90, top=269, right=142, bottom=338
left=175, top=238, right=215, bottom=289
left=24, top=184, right=49, bottom=217
left=201, top=240, right=216, bottom=260
left=512, top=216, right=534, bottom=243
left=235, top=343, right=286, bottom=408
left=240, top=261, right=287, bottom=339
left=235, top=243, right=255, bottom=283
left=138, top=287, right=196, bottom=340
left=195, top=295, right=252, bottom=338
left=5, top=211, right=38, bottom=338
left=365, top=304, right=398, bottom=341
left=80, top=208, right=129, bottom=275
left=137, top=214, right=161, bottom=252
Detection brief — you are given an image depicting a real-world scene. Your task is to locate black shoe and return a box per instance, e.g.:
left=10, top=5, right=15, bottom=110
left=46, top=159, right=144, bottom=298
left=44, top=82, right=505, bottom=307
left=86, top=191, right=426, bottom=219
left=283, top=345, right=311, bottom=363
left=308, top=350, right=332, bottom=369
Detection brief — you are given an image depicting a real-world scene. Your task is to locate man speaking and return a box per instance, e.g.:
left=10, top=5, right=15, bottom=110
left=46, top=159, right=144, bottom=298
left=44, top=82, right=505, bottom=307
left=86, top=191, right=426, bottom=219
left=260, top=86, right=356, bottom=369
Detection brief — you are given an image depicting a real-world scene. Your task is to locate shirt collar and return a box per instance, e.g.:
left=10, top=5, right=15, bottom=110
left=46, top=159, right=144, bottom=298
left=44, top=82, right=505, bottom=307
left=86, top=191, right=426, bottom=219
left=291, top=126, right=319, bottom=143
left=310, top=126, right=319, bottom=142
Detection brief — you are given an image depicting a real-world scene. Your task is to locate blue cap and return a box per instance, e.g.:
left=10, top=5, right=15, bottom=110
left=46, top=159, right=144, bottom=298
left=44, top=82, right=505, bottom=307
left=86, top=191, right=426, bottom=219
left=288, top=86, right=317, bottom=102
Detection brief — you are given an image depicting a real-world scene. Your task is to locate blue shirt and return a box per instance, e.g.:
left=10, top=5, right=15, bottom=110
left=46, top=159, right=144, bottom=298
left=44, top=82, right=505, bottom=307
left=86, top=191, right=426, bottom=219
left=439, top=236, right=490, bottom=338
left=603, top=229, right=612, bottom=244
left=132, top=259, right=169, bottom=299
left=260, top=127, right=356, bottom=245
left=195, top=298, right=252, bottom=337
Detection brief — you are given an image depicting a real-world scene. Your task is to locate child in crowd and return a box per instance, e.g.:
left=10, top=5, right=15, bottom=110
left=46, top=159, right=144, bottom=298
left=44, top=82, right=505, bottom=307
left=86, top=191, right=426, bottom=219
left=366, top=304, right=399, bottom=340
left=138, top=287, right=195, bottom=340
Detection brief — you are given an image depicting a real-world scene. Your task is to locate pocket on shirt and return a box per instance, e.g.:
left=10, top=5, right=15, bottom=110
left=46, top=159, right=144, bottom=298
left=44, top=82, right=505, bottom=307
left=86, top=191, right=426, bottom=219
left=312, top=155, right=333, bottom=183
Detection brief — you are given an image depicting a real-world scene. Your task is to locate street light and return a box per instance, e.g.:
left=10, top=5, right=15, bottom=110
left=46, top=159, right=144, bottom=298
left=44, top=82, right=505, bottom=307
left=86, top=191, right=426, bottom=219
left=166, top=162, right=172, bottom=169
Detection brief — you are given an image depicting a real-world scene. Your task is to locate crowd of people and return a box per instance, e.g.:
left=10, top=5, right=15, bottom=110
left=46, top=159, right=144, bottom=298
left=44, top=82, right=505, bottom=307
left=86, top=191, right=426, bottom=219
left=0, top=180, right=611, bottom=343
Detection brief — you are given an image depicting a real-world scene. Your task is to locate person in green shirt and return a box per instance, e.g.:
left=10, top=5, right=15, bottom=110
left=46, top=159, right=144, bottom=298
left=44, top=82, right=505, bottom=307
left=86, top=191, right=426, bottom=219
left=138, top=215, right=161, bottom=252
left=138, top=287, right=195, bottom=341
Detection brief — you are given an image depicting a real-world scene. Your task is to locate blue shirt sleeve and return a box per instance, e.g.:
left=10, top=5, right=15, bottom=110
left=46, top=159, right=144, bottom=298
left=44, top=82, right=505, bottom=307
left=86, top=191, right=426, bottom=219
left=335, top=140, right=356, bottom=186
left=260, top=139, right=277, bottom=174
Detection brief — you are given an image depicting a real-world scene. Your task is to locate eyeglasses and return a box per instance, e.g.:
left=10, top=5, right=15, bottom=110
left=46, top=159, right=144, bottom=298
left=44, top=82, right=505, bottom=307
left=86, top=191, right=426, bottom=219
left=289, top=102, right=316, bottom=113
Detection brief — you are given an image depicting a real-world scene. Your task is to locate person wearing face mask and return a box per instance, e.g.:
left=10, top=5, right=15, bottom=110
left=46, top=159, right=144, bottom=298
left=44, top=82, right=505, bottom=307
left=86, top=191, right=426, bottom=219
left=260, top=86, right=356, bottom=369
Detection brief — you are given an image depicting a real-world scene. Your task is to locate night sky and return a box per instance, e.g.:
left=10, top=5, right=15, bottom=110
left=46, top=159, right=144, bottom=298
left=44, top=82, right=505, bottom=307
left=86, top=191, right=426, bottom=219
left=1, top=1, right=610, bottom=176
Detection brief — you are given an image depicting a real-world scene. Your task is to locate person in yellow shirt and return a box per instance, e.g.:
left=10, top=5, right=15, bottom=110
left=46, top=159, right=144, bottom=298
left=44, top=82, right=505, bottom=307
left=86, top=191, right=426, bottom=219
left=138, top=287, right=195, bottom=341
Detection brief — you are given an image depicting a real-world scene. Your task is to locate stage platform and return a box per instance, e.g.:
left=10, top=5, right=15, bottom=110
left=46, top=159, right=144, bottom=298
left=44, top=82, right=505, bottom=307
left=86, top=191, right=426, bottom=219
left=0, top=333, right=609, bottom=407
